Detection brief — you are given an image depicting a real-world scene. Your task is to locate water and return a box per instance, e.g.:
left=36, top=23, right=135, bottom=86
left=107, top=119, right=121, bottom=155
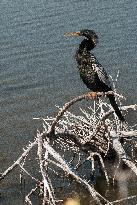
left=0, top=0, right=137, bottom=204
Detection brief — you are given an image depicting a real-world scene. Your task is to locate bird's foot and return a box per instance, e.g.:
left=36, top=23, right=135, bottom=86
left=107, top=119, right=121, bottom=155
left=85, top=92, right=98, bottom=99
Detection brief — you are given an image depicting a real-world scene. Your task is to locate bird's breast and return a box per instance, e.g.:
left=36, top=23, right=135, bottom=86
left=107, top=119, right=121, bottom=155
left=75, top=50, right=102, bottom=90
left=78, top=64, right=98, bottom=89
left=75, top=53, right=96, bottom=79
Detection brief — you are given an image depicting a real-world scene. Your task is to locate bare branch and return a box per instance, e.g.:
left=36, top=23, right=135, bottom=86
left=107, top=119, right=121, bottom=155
left=101, top=104, right=137, bottom=121
left=1, top=90, right=137, bottom=205
left=111, top=131, right=137, bottom=175
left=37, top=132, right=56, bottom=205
left=47, top=91, right=123, bottom=135
left=45, top=141, right=110, bottom=205
left=0, top=139, right=37, bottom=181
left=25, top=186, right=38, bottom=205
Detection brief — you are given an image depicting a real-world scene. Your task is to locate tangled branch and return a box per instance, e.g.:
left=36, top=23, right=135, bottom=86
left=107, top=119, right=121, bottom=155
left=0, top=91, right=137, bottom=205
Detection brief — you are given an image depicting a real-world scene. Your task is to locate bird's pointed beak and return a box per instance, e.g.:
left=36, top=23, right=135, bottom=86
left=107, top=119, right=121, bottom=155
left=64, top=31, right=81, bottom=36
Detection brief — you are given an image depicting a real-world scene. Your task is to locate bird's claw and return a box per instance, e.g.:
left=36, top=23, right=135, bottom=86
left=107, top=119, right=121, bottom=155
left=85, top=92, right=97, bottom=99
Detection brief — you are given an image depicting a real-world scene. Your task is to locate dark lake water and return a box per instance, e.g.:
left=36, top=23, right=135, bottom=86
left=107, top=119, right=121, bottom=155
left=0, top=0, right=137, bottom=204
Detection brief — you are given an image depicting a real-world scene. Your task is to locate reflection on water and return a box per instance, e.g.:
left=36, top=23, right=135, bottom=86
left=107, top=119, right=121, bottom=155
left=0, top=0, right=137, bottom=204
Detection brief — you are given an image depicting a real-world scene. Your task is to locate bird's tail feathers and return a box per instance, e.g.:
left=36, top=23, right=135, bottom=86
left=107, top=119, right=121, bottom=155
left=108, top=95, right=125, bottom=121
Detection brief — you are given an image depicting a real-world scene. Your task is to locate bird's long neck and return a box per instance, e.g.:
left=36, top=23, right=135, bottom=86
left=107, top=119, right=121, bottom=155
left=75, top=38, right=96, bottom=64
left=79, top=39, right=96, bottom=53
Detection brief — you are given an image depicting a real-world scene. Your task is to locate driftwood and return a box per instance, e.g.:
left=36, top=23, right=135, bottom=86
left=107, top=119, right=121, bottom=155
left=0, top=91, right=137, bottom=205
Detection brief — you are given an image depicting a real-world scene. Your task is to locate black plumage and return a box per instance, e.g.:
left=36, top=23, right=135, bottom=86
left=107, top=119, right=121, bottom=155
left=65, top=29, right=125, bottom=121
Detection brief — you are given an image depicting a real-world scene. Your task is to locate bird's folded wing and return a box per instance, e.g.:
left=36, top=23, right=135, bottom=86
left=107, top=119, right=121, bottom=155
left=93, top=63, right=112, bottom=88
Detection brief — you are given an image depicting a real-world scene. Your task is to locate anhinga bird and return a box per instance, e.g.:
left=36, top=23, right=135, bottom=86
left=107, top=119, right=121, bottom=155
left=65, top=29, right=125, bottom=121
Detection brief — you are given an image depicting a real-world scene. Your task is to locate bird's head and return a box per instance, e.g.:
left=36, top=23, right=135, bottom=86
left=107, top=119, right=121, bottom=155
left=64, top=29, right=98, bottom=46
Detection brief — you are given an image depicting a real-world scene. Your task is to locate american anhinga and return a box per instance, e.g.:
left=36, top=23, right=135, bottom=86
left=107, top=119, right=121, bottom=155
left=65, top=29, right=125, bottom=121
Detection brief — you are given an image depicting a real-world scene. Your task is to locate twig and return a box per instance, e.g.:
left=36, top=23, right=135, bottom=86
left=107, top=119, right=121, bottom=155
left=119, top=130, right=137, bottom=137
left=111, top=131, right=137, bottom=175
left=19, top=165, right=39, bottom=182
left=44, top=141, right=111, bottom=205
left=101, top=104, right=137, bottom=121
left=0, top=139, right=37, bottom=181
left=37, top=132, right=55, bottom=205
left=47, top=91, right=121, bottom=135
left=111, top=194, right=137, bottom=204
left=25, top=186, right=38, bottom=205
left=1, top=91, right=137, bottom=205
